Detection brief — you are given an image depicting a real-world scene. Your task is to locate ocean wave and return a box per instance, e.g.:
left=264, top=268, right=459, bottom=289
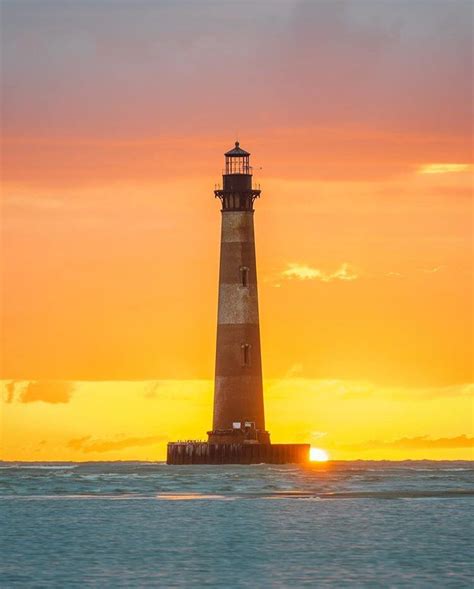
left=1, top=489, right=472, bottom=502
left=155, top=493, right=235, bottom=501
left=0, top=465, right=78, bottom=470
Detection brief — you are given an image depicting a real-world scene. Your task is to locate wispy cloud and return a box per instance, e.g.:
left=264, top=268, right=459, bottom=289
left=67, top=434, right=167, bottom=453
left=385, top=271, right=403, bottom=278
left=310, top=431, right=328, bottom=441
left=277, top=263, right=447, bottom=285
left=266, top=379, right=473, bottom=401
left=397, top=383, right=474, bottom=400
left=142, top=380, right=203, bottom=401
left=284, top=364, right=304, bottom=378
left=420, top=266, right=443, bottom=274
left=418, top=163, right=471, bottom=175
left=340, top=435, right=474, bottom=451
left=384, top=266, right=446, bottom=278
left=3, top=381, right=75, bottom=404
left=144, top=381, right=161, bottom=399
left=281, top=262, right=358, bottom=283
left=4, top=381, right=17, bottom=403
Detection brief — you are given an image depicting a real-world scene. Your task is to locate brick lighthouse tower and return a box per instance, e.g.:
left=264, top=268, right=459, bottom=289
left=208, top=142, right=269, bottom=446
left=167, top=142, right=309, bottom=464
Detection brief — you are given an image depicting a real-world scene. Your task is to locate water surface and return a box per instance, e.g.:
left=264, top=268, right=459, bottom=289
left=1, top=461, right=472, bottom=587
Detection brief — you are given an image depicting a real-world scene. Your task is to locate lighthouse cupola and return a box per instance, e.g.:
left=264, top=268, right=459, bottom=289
left=215, top=141, right=260, bottom=210
left=225, top=141, right=251, bottom=174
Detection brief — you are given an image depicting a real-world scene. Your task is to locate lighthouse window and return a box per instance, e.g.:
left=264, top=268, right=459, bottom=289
left=240, top=266, right=249, bottom=288
left=241, top=344, right=251, bottom=366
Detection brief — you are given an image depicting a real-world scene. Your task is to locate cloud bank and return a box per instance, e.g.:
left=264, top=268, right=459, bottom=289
left=67, top=434, right=167, bottom=453
left=3, top=381, right=75, bottom=404
left=342, top=435, right=474, bottom=451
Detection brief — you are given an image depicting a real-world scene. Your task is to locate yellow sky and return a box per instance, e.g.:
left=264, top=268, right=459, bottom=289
left=1, top=379, right=472, bottom=461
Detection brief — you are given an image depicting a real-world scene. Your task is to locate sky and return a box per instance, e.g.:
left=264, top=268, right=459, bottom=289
left=1, top=0, right=472, bottom=461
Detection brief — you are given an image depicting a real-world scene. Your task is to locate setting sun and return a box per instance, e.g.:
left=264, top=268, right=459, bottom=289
left=309, top=448, right=329, bottom=462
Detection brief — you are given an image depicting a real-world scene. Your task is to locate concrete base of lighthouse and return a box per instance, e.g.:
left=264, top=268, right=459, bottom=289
left=167, top=441, right=310, bottom=465
left=167, top=425, right=309, bottom=464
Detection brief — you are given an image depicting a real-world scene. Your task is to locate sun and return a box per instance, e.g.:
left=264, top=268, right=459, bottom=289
left=309, top=447, right=329, bottom=462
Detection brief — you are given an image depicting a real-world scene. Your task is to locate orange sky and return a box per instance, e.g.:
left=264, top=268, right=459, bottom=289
left=1, top=0, right=472, bottom=461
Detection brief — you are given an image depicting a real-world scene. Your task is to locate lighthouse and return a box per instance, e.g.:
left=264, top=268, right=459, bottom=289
left=167, top=142, right=309, bottom=464
left=208, top=142, right=270, bottom=446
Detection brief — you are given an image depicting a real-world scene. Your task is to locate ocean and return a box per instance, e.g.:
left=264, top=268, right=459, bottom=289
left=1, top=461, right=473, bottom=588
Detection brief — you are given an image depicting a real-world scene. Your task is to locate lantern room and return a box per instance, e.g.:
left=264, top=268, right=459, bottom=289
left=225, top=141, right=251, bottom=175
left=215, top=141, right=261, bottom=210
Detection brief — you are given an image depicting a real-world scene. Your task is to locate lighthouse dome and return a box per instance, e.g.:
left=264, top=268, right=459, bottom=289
left=225, top=141, right=250, bottom=157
